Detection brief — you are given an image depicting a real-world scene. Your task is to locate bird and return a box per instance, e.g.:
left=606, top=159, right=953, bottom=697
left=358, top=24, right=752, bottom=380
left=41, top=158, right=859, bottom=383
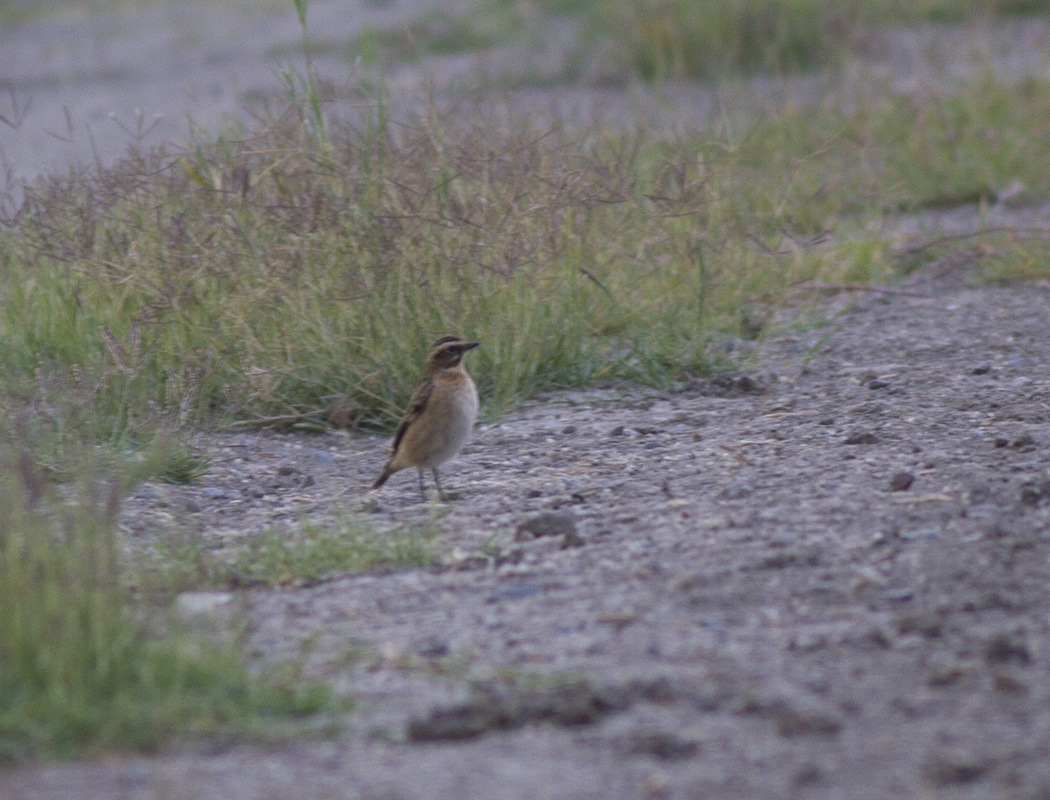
left=371, top=335, right=480, bottom=500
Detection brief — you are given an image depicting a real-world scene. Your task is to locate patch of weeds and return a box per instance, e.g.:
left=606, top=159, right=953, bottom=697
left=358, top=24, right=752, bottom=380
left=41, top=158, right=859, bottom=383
left=474, top=0, right=1050, bottom=82
left=0, top=450, right=339, bottom=761
left=3, top=58, right=1050, bottom=446
left=145, top=437, right=210, bottom=485
left=224, top=516, right=436, bottom=587
left=141, top=533, right=226, bottom=597
left=344, top=12, right=510, bottom=64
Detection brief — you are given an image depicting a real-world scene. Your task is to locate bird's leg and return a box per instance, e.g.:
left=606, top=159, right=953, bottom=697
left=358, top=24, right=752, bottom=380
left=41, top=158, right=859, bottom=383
left=417, top=468, right=427, bottom=501
left=432, top=468, right=448, bottom=501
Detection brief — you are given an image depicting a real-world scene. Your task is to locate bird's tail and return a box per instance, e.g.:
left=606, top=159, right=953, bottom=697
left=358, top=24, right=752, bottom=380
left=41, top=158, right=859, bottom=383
left=371, top=463, right=394, bottom=490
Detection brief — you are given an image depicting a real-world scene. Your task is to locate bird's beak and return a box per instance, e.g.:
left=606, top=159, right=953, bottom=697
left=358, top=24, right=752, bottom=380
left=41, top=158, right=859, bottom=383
left=461, top=342, right=480, bottom=351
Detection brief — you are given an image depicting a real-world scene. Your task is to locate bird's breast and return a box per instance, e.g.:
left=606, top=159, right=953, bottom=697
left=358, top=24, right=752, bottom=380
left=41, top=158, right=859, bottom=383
left=418, top=373, right=477, bottom=466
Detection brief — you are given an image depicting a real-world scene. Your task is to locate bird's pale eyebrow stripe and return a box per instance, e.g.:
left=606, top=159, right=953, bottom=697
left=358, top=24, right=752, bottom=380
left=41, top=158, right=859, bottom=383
left=431, top=339, right=461, bottom=351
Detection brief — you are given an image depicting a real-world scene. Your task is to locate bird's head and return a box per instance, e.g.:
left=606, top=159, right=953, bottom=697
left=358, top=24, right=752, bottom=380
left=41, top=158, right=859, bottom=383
left=425, top=335, right=480, bottom=370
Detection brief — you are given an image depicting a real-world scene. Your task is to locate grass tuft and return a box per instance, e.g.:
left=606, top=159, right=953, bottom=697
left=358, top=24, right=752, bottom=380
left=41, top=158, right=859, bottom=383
left=3, top=73, right=1050, bottom=453
left=0, top=450, right=338, bottom=759
left=467, top=0, right=1050, bottom=82
left=224, top=516, right=436, bottom=588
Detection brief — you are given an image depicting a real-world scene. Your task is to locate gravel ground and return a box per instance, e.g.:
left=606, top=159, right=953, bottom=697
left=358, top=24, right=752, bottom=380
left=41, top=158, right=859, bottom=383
left=8, top=264, right=1050, bottom=799
left=5, top=2, right=1050, bottom=798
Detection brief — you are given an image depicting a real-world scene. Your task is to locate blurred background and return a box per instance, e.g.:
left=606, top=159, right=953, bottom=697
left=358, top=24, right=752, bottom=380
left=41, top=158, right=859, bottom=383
left=3, top=0, right=1050, bottom=180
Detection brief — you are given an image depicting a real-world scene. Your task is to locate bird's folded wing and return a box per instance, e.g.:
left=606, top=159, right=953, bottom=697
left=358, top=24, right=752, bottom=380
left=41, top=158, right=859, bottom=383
left=391, top=379, right=435, bottom=453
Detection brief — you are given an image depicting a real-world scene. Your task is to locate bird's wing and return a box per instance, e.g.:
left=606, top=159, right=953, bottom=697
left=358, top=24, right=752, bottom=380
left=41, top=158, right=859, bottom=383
left=391, top=378, right=435, bottom=454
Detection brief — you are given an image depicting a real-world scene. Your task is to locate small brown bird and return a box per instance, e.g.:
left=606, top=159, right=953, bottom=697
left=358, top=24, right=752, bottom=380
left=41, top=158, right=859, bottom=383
left=371, top=335, right=480, bottom=500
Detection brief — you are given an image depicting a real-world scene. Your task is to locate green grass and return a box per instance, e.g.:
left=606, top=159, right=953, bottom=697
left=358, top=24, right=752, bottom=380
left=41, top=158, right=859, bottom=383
left=464, top=0, right=1050, bottom=82
left=0, top=452, right=338, bottom=760
left=223, top=516, right=436, bottom=588
left=4, top=73, right=1050, bottom=461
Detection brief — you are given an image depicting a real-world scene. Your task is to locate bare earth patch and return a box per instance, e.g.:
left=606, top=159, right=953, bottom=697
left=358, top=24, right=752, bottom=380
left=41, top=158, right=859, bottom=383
left=7, top=266, right=1050, bottom=799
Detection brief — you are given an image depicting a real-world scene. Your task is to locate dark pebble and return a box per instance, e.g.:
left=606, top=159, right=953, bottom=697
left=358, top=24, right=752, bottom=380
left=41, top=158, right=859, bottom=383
left=868, top=379, right=892, bottom=389
left=844, top=431, right=879, bottom=445
left=889, top=471, right=914, bottom=491
left=1011, top=433, right=1036, bottom=450
left=971, top=362, right=992, bottom=375
left=1019, top=482, right=1049, bottom=505
left=608, top=425, right=625, bottom=437
left=922, top=757, right=990, bottom=787
left=993, top=673, right=1028, bottom=695
left=984, top=632, right=1031, bottom=665
left=561, top=529, right=585, bottom=549
left=927, top=663, right=964, bottom=688
left=515, top=510, right=577, bottom=540
left=721, top=481, right=754, bottom=500
left=624, top=731, right=700, bottom=761
left=792, top=764, right=824, bottom=787
left=774, top=705, right=843, bottom=738
left=895, top=614, right=942, bottom=638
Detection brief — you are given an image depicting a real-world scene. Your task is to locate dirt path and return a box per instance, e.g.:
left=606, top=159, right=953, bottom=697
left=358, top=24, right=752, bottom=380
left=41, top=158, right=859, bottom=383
left=7, top=266, right=1050, bottom=799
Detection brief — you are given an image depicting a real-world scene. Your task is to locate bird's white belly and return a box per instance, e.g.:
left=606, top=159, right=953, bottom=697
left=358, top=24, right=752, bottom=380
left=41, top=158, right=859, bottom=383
left=422, top=385, right=478, bottom=467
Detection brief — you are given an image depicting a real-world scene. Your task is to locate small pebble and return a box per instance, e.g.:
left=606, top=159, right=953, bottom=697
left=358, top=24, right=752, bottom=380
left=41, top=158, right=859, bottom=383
left=868, top=379, right=891, bottom=389
left=971, top=362, right=992, bottom=375
left=984, top=632, right=1032, bottom=665
left=889, top=471, right=914, bottom=492
left=516, top=510, right=576, bottom=541
left=561, top=529, right=585, bottom=549
left=774, top=705, right=843, bottom=738
left=844, top=431, right=879, bottom=445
